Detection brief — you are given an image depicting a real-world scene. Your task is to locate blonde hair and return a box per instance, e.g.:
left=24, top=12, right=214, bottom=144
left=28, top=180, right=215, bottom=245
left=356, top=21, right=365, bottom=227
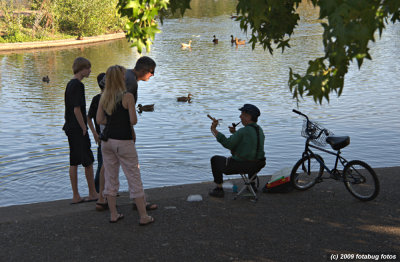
left=100, top=65, right=126, bottom=115
left=72, top=57, right=91, bottom=74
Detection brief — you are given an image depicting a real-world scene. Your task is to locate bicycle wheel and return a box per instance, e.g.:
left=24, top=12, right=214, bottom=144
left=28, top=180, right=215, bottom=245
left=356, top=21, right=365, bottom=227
left=343, top=160, right=380, bottom=201
left=291, top=154, right=324, bottom=190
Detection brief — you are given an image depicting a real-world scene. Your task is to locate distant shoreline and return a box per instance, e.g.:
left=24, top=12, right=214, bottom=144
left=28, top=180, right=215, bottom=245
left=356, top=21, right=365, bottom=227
left=0, top=32, right=126, bottom=53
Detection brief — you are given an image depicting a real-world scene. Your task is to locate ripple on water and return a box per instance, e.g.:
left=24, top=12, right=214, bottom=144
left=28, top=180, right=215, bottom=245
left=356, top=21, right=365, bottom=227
left=0, top=10, right=399, bottom=207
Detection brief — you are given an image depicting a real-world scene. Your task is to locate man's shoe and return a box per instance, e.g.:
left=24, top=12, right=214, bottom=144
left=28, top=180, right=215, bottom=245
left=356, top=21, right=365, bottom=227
left=209, top=187, right=224, bottom=198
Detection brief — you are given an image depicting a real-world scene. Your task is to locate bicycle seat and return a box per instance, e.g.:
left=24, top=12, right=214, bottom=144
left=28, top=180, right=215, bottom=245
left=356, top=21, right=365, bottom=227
left=326, top=136, right=350, bottom=150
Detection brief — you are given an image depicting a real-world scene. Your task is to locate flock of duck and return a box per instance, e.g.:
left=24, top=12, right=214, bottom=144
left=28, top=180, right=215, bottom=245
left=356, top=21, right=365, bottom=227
left=180, top=35, right=245, bottom=50
left=42, top=35, right=240, bottom=113
left=141, top=34, right=245, bottom=112
left=41, top=77, right=191, bottom=114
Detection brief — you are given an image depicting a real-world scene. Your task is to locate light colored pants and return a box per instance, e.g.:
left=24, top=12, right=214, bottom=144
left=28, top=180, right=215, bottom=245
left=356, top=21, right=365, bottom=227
left=101, top=139, right=145, bottom=199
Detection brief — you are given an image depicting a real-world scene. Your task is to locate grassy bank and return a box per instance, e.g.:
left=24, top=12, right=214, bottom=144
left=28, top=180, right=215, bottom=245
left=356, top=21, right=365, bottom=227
left=0, top=0, right=124, bottom=43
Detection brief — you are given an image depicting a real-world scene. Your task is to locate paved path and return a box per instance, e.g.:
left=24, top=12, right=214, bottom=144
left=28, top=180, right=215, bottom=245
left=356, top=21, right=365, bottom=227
left=0, top=33, right=126, bottom=53
left=1, top=166, right=399, bottom=262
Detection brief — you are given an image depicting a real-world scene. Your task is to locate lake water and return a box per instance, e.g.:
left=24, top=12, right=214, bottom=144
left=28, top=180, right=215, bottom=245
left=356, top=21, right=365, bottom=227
left=0, top=1, right=399, bottom=207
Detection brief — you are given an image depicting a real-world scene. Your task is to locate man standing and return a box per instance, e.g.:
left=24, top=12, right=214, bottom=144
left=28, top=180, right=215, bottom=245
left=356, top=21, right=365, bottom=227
left=125, top=56, right=158, bottom=211
left=125, top=56, right=156, bottom=143
left=63, top=57, right=98, bottom=204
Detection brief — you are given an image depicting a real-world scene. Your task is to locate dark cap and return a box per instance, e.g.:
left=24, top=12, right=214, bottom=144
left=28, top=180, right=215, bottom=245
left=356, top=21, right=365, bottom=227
left=239, top=104, right=261, bottom=117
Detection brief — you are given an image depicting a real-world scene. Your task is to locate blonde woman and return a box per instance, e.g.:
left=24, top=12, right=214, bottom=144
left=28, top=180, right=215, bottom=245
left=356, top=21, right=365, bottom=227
left=96, top=65, right=154, bottom=225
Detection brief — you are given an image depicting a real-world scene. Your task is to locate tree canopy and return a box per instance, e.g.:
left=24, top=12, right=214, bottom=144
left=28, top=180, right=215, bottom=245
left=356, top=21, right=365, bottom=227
left=117, top=0, right=400, bottom=103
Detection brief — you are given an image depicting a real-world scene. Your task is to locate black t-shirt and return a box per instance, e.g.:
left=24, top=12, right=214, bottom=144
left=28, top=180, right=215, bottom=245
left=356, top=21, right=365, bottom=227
left=106, top=101, right=132, bottom=140
left=125, top=69, right=138, bottom=104
left=63, top=79, right=87, bottom=134
left=88, top=93, right=101, bottom=134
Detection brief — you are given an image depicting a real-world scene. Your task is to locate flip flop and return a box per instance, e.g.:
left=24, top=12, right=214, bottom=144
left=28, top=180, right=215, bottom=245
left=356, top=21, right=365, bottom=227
left=84, top=198, right=98, bottom=203
left=70, top=198, right=85, bottom=205
left=139, top=216, right=155, bottom=226
left=109, top=213, right=124, bottom=223
left=132, top=203, right=158, bottom=211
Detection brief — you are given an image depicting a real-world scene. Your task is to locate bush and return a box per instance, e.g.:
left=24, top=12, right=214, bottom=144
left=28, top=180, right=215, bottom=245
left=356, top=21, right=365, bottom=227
left=55, top=0, right=122, bottom=37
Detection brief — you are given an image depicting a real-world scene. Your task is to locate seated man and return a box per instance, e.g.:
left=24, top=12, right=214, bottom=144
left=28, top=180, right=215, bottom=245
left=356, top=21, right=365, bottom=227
left=209, top=104, right=266, bottom=198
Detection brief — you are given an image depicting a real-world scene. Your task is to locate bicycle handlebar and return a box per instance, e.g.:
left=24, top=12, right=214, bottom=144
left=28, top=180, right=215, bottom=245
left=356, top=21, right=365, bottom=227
left=292, top=109, right=309, bottom=121
left=293, top=109, right=329, bottom=139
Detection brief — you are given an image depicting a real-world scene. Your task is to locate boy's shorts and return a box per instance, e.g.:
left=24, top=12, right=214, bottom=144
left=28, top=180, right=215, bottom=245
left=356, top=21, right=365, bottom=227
left=67, top=132, right=94, bottom=167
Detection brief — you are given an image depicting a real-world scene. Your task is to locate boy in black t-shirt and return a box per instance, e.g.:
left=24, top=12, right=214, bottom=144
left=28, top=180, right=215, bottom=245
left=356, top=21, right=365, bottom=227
left=88, top=73, right=108, bottom=210
left=63, top=57, right=98, bottom=204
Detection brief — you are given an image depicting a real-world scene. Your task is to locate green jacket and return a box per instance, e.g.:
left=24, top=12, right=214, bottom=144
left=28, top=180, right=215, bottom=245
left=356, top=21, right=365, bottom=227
left=216, top=123, right=265, bottom=162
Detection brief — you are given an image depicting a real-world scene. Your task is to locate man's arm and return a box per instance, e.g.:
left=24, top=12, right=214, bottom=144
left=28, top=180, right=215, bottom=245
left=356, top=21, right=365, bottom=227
left=74, top=106, right=87, bottom=136
left=87, top=115, right=99, bottom=144
left=211, top=118, right=242, bottom=150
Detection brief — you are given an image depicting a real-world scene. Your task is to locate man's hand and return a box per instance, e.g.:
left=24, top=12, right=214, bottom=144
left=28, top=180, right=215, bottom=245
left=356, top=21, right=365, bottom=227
left=208, top=114, right=220, bottom=137
left=229, top=125, right=236, bottom=134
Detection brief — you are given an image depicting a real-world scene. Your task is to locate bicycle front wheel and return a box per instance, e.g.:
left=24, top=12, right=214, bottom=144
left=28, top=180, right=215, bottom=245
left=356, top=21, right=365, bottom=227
left=343, top=160, right=380, bottom=201
left=291, top=154, right=324, bottom=190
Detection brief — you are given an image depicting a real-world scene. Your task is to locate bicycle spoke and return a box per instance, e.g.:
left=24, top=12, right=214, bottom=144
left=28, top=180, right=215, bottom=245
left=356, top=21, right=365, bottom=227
left=343, top=160, right=379, bottom=201
left=291, top=155, right=324, bottom=190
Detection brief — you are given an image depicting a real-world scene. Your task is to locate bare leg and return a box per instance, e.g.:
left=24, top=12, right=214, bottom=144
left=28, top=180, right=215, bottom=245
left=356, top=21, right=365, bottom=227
left=84, top=164, right=98, bottom=200
left=135, top=196, right=153, bottom=224
left=107, top=195, right=118, bottom=221
left=69, top=165, right=81, bottom=202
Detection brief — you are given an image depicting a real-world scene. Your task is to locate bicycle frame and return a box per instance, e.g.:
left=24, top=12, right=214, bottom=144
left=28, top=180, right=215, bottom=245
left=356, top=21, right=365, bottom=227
left=303, top=136, right=348, bottom=179
left=292, top=109, right=380, bottom=201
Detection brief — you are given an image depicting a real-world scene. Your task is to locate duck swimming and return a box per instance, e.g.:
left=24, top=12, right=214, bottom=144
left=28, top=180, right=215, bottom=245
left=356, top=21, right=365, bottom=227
left=42, top=76, right=50, bottom=83
left=177, top=94, right=192, bottom=102
left=212, top=35, right=218, bottom=44
left=181, top=40, right=192, bottom=49
left=230, top=35, right=235, bottom=44
left=137, top=104, right=155, bottom=112
left=235, top=37, right=245, bottom=46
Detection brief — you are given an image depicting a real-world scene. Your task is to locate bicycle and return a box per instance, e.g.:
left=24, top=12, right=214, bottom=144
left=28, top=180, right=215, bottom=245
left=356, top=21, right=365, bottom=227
left=290, top=109, right=380, bottom=201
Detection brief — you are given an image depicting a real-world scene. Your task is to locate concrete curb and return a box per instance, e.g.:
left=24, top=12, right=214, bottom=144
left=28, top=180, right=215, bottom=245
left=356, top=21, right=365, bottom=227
left=0, top=33, right=126, bottom=52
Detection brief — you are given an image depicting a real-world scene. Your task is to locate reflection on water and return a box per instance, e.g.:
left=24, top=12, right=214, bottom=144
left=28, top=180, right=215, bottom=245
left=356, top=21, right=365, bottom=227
left=0, top=1, right=399, bottom=207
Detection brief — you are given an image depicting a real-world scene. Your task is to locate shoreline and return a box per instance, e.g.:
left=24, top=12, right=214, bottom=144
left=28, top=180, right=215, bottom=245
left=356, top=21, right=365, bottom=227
left=1, top=166, right=399, bottom=261
left=1, top=165, right=398, bottom=209
left=0, top=32, right=126, bottom=53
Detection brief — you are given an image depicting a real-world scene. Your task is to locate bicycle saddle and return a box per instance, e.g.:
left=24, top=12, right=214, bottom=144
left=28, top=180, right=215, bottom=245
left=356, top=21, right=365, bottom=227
left=326, top=136, right=350, bottom=150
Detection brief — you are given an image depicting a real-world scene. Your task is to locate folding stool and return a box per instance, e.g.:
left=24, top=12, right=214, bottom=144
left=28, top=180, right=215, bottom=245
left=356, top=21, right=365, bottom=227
left=234, top=172, right=260, bottom=201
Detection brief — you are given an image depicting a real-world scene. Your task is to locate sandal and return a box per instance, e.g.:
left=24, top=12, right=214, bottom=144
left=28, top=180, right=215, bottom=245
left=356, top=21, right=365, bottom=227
left=109, top=213, right=124, bottom=223
left=96, top=202, right=109, bottom=211
left=139, top=216, right=155, bottom=226
left=132, top=202, right=158, bottom=211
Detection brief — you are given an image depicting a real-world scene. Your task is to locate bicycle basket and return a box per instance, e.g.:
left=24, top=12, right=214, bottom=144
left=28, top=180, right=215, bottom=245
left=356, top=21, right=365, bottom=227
left=301, top=119, right=334, bottom=147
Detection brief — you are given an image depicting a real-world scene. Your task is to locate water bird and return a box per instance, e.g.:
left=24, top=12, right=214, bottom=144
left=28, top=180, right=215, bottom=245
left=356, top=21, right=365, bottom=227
left=235, top=37, right=245, bottom=46
left=181, top=40, right=192, bottom=49
left=230, top=35, right=235, bottom=44
left=177, top=94, right=192, bottom=102
left=212, top=35, right=218, bottom=44
left=42, top=76, right=50, bottom=83
left=137, top=104, right=154, bottom=112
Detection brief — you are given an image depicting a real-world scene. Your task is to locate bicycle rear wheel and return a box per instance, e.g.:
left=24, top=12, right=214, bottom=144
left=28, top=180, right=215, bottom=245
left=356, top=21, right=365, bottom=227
left=291, top=154, right=324, bottom=190
left=343, top=160, right=380, bottom=201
